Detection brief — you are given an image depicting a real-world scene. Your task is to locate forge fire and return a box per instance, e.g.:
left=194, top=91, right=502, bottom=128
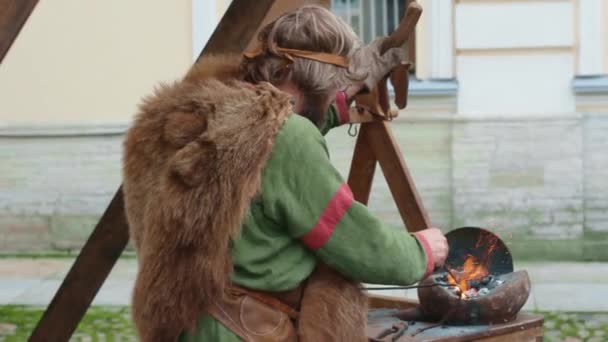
left=438, top=232, right=505, bottom=299
left=435, top=260, right=505, bottom=299
left=418, top=227, right=531, bottom=326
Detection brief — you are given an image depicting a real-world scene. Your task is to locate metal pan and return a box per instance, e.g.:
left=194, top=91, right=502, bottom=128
left=444, top=226, right=513, bottom=276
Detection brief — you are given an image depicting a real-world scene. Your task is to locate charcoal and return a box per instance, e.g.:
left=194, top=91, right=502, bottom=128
left=468, top=279, right=481, bottom=289
left=478, top=288, right=490, bottom=296
left=481, top=275, right=493, bottom=285
left=487, top=278, right=504, bottom=290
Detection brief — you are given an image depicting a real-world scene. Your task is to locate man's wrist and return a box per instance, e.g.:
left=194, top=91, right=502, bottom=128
left=413, top=232, right=435, bottom=279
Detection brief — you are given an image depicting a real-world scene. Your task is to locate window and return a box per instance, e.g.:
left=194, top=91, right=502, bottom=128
left=331, top=0, right=416, bottom=70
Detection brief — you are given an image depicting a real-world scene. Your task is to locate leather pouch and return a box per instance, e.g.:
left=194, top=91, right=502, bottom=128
left=206, top=287, right=298, bottom=342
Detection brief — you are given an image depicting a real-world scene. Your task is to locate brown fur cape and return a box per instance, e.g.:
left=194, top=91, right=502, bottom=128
left=122, top=55, right=367, bottom=341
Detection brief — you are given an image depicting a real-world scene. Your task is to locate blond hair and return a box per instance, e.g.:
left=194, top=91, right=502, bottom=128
left=242, top=5, right=361, bottom=95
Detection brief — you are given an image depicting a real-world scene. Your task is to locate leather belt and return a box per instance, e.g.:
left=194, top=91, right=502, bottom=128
left=230, top=284, right=302, bottom=319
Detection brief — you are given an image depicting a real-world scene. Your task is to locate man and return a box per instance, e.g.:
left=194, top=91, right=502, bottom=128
left=122, top=5, right=448, bottom=342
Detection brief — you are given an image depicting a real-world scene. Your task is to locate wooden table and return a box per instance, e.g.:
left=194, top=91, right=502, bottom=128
left=367, top=295, right=543, bottom=341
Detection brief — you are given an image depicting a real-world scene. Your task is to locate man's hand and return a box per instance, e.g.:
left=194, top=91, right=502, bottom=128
left=415, top=228, right=449, bottom=269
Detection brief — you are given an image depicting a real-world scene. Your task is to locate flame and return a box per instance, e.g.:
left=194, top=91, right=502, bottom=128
left=446, top=231, right=497, bottom=299
left=477, top=231, right=499, bottom=257
left=446, top=254, right=489, bottom=298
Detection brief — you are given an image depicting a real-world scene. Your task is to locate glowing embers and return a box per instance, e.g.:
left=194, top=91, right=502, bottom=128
left=440, top=230, right=504, bottom=299
left=435, top=266, right=505, bottom=300
left=417, top=227, right=530, bottom=325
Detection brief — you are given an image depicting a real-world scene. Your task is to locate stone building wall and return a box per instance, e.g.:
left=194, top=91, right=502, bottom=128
left=1, top=112, right=607, bottom=260
left=0, top=129, right=122, bottom=252
left=328, top=111, right=607, bottom=261
left=582, top=112, right=608, bottom=259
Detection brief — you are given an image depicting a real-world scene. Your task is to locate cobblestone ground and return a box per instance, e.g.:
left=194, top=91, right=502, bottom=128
left=1, top=306, right=607, bottom=341
left=542, top=312, right=608, bottom=342
left=0, top=306, right=135, bottom=341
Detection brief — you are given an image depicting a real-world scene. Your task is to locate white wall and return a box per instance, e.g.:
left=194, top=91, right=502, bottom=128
left=458, top=53, right=575, bottom=115
left=456, top=2, right=573, bottom=50
left=605, top=0, right=608, bottom=73
left=578, top=0, right=607, bottom=75
left=191, top=0, right=232, bottom=60
left=416, top=0, right=454, bottom=80
left=455, top=0, right=576, bottom=116
left=0, top=0, right=192, bottom=125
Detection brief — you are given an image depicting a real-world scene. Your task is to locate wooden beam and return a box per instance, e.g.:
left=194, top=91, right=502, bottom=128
left=347, top=124, right=377, bottom=204
left=0, top=0, right=39, bottom=63
left=348, top=122, right=431, bottom=232
left=366, top=121, right=431, bottom=232
left=198, top=0, right=275, bottom=59
left=30, top=0, right=294, bottom=340
left=29, top=188, right=130, bottom=342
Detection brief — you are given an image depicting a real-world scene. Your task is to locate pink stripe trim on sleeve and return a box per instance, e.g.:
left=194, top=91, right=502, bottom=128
left=414, top=232, right=435, bottom=279
left=335, top=91, right=350, bottom=125
left=300, top=183, right=354, bottom=250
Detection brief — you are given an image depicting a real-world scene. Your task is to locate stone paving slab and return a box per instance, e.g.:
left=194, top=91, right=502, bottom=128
left=0, top=259, right=70, bottom=279
left=517, top=262, right=608, bottom=283
left=533, top=284, right=608, bottom=312
left=0, top=280, right=40, bottom=304
left=10, top=280, right=61, bottom=305
left=0, top=258, right=607, bottom=312
left=0, top=258, right=137, bottom=306
left=7, top=279, right=135, bottom=306
left=92, top=280, right=134, bottom=306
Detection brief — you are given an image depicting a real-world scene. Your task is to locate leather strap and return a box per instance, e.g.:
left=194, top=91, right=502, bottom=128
left=231, top=285, right=300, bottom=319
left=244, top=44, right=350, bottom=68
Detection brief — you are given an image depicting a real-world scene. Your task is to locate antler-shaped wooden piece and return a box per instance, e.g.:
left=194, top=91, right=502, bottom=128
left=347, top=1, right=432, bottom=233
left=354, top=1, right=422, bottom=117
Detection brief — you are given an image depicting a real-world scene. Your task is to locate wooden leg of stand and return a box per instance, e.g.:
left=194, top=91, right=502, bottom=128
left=0, top=0, right=39, bottom=63
left=198, top=0, right=276, bottom=58
left=347, top=123, right=377, bottom=204
left=29, top=188, right=130, bottom=342
left=359, top=121, right=432, bottom=232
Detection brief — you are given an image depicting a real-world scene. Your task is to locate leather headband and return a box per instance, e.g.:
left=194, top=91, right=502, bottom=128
left=244, top=44, right=350, bottom=68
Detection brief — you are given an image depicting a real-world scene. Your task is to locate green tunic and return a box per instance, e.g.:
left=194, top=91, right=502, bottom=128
left=179, top=106, right=429, bottom=341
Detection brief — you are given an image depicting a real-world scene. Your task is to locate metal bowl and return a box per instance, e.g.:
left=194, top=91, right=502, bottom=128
left=417, top=227, right=530, bottom=324
left=418, top=270, right=531, bottom=324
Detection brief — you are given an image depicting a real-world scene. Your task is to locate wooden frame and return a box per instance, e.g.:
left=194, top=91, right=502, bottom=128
left=1, top=0, right=428, bottom=339
left=1, top=1, right=542, bottom=341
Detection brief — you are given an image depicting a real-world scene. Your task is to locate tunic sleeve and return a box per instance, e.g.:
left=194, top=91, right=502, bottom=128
left=262, top=115, right=431, bottom=285
left=319, top=104, right=344, bottom=136
left=320, top=90, right=350, bottom=135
